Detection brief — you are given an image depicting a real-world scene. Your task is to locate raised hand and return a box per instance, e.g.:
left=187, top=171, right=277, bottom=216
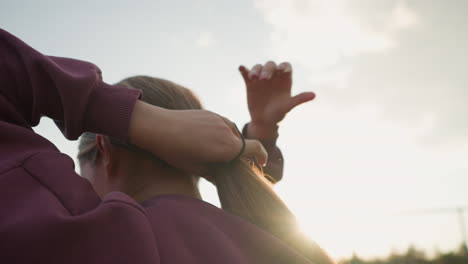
left=239, top=61, right=315, bottom=140
left=128, top=101, right=268, bottom=174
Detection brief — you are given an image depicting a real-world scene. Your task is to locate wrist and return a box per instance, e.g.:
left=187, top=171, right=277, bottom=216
left=129, top=100, right=166, bottom=153
left=246, top=122, right=279, bottom=140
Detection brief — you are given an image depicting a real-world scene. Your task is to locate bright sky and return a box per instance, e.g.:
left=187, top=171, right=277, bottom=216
left=2, top=0, right=467, bottom=259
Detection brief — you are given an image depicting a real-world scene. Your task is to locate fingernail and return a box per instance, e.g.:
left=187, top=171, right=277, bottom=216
left=260, top=72, right=268, bottom=80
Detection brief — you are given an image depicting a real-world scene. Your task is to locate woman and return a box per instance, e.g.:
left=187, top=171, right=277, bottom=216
left=0, top=28, right=264, bottom=263
left=77, top=65, right=334, bottom=264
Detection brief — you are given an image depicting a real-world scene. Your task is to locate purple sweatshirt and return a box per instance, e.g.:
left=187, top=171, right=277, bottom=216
left=0, top=29, right=309, bottom=263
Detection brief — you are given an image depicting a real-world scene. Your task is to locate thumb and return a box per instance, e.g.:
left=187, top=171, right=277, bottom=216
left=286, top=92, right=316, bottom=113
left=241, top=139, right=268, bottom=167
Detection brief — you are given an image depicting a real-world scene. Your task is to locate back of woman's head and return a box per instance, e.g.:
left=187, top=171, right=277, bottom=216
left=78, top=76, right=330, bottom=264
left=119, top=76, right=203, bottom=110
left=78, top=76, right=201, bottom=165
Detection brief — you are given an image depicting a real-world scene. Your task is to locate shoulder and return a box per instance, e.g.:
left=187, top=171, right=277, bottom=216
left=0, top=120, right=60, bottom=173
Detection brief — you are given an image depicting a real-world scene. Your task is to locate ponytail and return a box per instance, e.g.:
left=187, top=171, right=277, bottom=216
left=213, top=161, right=334, bottom=264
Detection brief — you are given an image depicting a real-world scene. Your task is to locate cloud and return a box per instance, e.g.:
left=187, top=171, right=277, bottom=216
left=389, top=0, right=420, bottom=30
left=255, top=0, right=468, bottom=146
left=254, top=0, right=419, bottom=69
left=196, top=31, right=216, bottom=47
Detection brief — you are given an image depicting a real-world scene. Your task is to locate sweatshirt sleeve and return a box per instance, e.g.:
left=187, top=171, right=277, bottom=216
left=0, top=29, right=163, bottom=263
left=242, top=123, right=284, bottom=183
left=0, top=28, right=141, bottom=141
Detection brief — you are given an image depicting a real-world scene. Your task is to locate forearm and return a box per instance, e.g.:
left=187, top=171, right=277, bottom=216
left=0, top=28, right=140, bottom=141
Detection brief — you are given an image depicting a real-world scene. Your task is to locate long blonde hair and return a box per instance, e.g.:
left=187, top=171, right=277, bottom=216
left=78, top=76, right=333, bottom=264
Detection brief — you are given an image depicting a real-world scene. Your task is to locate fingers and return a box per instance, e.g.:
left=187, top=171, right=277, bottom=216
left=241, top=61, right=291, bottom=81
left=259, top=61, right=277, bottom=80
left=241, top=139, right=268, bottom=167
left=249, top=64, right=263, bottom=79
left=286, top=92, right=316, bottom=113
left=277, top=62, right=292, bottom=81
left=238, top=65, right=249, bottom=84
left=277, top=62, right=292, bottom=73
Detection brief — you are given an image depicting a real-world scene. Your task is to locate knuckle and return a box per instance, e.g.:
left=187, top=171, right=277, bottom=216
left=213, top=141, right=230, bottom=160
left=253, top=64, right=262, bottom=70
left=216, top=127, right=230, bottom=141
left=225, top=139, right=240, bottom=160
left=221, top=129, right=236, bottom=145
